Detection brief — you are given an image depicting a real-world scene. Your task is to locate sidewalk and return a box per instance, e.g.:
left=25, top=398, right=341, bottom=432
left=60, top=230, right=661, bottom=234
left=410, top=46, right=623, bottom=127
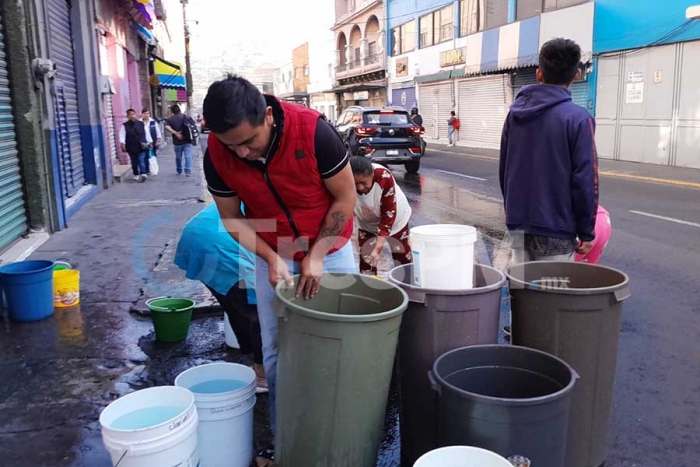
left=0, top=146, right=274, bottom=466
left=429, top=143, right=700, bottom=186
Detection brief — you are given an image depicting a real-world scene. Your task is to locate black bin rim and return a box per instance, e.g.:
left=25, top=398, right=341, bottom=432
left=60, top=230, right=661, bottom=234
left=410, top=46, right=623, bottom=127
left=275, top=272, right=409, bottom=323
left=388, top=263, right=506, bottom=296
left=432, top=344, right=579, bottom=407
left=506, top=261, right=630, bottom=296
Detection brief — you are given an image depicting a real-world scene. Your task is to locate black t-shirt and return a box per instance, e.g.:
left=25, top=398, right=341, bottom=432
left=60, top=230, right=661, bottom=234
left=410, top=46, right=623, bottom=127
left=166, top=114, right=188, bottom=145
left=204, top=111, right=348, bottom=198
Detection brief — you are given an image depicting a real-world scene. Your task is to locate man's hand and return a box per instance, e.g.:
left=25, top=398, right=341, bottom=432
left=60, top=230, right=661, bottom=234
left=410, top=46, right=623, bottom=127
left=268, top=254, right=293, bottom=289
left=297, top=255, right=323, bottom=299
left=577, top=240, right=595, bottom=255
left=174, top=131, right=183, bottom=140
left=120, top=143, right=126, bottom=153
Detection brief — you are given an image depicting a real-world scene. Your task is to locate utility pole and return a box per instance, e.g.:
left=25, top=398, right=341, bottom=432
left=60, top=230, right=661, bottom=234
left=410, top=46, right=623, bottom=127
left=182, top=0, right=194, bottom=111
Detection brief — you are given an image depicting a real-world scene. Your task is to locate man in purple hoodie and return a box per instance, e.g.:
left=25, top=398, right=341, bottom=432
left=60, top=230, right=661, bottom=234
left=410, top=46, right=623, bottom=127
left=499, top=38, right=599, bottom=263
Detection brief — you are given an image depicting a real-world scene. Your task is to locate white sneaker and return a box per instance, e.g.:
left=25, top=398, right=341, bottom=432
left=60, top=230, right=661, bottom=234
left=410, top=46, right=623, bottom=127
left=140, top=174, right=148, bottom=182
left=133, top=175, right=140, bottom=181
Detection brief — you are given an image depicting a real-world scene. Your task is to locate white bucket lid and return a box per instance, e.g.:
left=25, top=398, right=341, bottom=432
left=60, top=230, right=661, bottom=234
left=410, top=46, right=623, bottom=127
left=414, top=446, right=513, bottom=467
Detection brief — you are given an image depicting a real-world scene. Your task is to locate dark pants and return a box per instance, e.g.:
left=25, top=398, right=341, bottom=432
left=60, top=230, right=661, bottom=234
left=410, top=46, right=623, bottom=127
left=128, top=151, right=147, bottom=176
left=207, top=282, right=263, bottom=364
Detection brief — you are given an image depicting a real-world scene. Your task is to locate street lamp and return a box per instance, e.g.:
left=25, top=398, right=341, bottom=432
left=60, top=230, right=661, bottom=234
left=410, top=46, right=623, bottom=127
left=686, top=5, right=700, bottom=19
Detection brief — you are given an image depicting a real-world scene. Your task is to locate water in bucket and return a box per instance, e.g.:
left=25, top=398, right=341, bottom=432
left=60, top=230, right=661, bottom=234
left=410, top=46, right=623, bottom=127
left=189, top=379, right=246, bottom=394
left=110, top=406, right=185, bottom=430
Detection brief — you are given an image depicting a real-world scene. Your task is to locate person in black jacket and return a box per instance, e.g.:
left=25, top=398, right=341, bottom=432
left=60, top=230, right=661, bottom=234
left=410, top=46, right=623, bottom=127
left=119, top=109, right=150, bottom=182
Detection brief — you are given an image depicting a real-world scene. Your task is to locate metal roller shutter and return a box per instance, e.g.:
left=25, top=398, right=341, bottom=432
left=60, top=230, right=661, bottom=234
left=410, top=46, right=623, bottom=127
left=0, top=15, right=28, bottom=251
left=47, top=0, right=85, bottom=198
left=457, top=74, right=512, bottom=149
left=570, top=81, right=589, bottom=111
left=99, top=36, right=117, bottom=163
left=419, top=82, right=453, bottom=141
left=512, top=68, right=538, bottom=100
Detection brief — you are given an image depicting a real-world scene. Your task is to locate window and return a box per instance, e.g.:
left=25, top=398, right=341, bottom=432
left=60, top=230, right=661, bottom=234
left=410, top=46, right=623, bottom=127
left=544, top=0, right=588, bottom=11
left=391, top=20, right=416, bottom=56
left=483, top=0, right=508, bottom=30
left=294, top=68, right=300, bottom=79
left=363, top=111, right=410, bottom=125
left=460, top=0, right=480, bottom=36
left=420, top=5, right=453, bottom=48
left=303, top=65, right=309, bottom=76
left=517, top=0, right=543, bottom=20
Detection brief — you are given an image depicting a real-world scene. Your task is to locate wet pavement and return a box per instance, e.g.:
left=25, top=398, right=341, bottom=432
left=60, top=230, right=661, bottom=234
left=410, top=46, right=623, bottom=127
left=2, top=142, right=699, bottom=466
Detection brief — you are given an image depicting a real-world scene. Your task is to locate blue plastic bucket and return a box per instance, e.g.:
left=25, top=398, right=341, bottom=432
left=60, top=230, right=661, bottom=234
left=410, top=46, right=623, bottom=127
left=0, top=260, right=56, bottom=322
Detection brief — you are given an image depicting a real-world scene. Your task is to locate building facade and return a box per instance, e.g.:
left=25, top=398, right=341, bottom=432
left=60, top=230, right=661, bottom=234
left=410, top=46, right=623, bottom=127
left=333, top=0, right=388, bottom=110
left=308, top=0, right=338, bottom=122
left=387, top=0, right=593, bottom=149
left=593, top=0, right=700, bottom=169
left=0, top=0, right=185, bottom=262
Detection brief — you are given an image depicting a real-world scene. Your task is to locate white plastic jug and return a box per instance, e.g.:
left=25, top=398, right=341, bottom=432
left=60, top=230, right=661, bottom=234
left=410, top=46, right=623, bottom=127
left=414, top=446, right=513, bottom=467
left=175, top=362, right=256, bottom=467
left=100, top=386, right=199, bottom=467
left=410, top=224, right=478, bottom=290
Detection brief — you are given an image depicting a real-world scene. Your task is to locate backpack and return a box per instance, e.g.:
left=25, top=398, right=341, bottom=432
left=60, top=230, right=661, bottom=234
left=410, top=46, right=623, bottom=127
left=177, top=115, right=199, bottom=145
left=453, top=118, right=461, bottom=130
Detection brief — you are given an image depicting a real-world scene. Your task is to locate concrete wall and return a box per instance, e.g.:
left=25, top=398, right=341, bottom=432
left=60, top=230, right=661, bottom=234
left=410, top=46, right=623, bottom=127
left=594, top=0, right=700, bottom=53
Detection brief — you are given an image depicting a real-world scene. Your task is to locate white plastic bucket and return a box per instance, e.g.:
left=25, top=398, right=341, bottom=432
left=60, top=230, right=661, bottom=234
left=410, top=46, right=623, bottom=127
left=99, top=386, right=199, bottom=467
left=410, top=224, right=478, bottom=290
left=223, top=313, right=240, bottom=349
left=414, top=446, right=513, bottom=467
left=175, top=362, right=256, bottom=467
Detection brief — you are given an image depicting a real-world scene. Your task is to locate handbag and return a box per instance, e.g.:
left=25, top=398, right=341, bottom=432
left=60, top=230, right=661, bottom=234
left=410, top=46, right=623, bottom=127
left=148, top=150, right=159, bottom=175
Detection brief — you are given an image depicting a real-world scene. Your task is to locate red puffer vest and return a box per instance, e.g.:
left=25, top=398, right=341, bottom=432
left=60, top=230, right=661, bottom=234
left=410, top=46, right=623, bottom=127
left=207, top=100, right=353, bottom=261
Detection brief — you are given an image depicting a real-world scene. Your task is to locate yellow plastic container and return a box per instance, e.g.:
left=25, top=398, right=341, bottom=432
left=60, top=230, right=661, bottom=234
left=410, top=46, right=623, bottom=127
left=53, top=269, right=80, bottom=307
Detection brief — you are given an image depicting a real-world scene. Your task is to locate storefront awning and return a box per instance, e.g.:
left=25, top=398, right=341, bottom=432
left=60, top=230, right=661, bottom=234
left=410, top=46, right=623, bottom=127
left=331, top=81, right=386, bottom=93
left=153, top=57, right=187, bottom=89
left=414, top=70, right=455, bottom=84
left=125, top=0, right=156, bottom=29
left=135, top=23, right=156, bottom=46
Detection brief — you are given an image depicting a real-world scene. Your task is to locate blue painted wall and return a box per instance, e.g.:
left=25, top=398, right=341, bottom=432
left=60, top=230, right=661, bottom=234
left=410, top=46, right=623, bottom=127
left=594, top=0, right=700, bottom=53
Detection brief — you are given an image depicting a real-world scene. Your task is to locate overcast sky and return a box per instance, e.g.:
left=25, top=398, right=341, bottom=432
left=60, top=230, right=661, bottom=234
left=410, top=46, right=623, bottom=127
left=187, top=0, right=336, bottom=67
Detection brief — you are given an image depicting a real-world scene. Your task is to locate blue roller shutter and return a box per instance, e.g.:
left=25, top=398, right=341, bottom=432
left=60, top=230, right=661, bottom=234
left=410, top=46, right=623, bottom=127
left=47, top=0, right=85, bottom=198
left=0, top=14, right=28, bottom=251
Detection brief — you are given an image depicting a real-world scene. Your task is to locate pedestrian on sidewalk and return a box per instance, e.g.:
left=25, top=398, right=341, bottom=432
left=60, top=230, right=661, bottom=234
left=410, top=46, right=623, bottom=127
left=499, top=37, right=599, bottom=264
left=164, top=104, right=194, bottom=176
left=174, top=203, right=268, bottom=393
left=203, top=74, right=357, bottom=461
left=141, top=109, right=161, bottom=175
left=447, top=110, right=459, bottom=146
left=119, top=108, right=150, bottom=182
left=350, top=156, right=413, bottom=275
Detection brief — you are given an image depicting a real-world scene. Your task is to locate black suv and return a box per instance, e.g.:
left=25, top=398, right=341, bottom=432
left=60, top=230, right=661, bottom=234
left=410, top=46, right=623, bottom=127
left=335, top=106, right=422, bottom=173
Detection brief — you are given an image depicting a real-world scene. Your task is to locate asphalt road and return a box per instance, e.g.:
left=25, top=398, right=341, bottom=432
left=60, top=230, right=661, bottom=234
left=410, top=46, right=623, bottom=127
left=390, top=147, right=700, bottom=467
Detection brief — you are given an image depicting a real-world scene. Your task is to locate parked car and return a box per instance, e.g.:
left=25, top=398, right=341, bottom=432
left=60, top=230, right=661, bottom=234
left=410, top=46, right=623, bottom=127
left=335, top=106, right=423, bottom=173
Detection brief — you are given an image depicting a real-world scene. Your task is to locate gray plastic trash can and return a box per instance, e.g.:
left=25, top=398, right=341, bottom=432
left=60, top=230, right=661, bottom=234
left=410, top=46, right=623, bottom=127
left=507, top=261, right=631, bottom=467
left=431, top=345, right=578, bottom=467
left=274, top=273, right=408, bottom=467
left=388, top=264, right=506, bottom=466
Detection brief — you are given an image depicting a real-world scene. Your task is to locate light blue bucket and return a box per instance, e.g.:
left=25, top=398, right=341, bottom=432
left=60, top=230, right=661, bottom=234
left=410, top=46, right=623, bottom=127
left=0, top=260, right=55, bottom=322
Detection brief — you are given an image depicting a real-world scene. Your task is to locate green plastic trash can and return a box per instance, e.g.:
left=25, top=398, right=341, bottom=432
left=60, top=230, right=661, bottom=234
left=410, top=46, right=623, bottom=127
left=388, top=263, right=506, bottom=466
left=506, top=261, right=631, bottom=467
left=274, top=273, right=408, bottom=467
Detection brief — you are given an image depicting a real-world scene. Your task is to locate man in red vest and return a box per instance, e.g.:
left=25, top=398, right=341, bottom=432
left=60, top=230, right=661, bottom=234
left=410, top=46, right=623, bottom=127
left=203, top=75, right=357, bottom=436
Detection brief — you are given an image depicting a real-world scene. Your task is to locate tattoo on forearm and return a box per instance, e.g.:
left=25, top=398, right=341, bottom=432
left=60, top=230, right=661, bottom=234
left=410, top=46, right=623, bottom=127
left=320, top=211, right=346, bottom=238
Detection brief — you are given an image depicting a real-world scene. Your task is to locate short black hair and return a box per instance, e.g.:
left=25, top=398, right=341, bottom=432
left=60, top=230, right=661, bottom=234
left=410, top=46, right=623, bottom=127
left=539, top=38, right=581, bottom=86
left=142, top=108, right=150, bottom=113
left=203, top=74, right=267, bottom=134
left=350, top=156, right=373, bottom=177
left=450, top=111, right=455, bottom=116
left=126, top=108, right=136, bottom=114
left=171, top=105, right=182, bottom=114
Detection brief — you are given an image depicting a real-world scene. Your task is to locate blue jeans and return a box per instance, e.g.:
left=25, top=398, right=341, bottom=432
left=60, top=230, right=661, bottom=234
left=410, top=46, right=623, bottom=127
left=129, top=151, right=147, bottom=176
left=448, top=126, right=455, bottom=143
left=254, top=242, right=357, bottom=429
left=174, top=144, right=192, bottom=174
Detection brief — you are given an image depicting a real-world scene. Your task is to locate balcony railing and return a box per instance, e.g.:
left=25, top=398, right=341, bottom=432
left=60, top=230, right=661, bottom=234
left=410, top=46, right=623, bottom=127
left=335, top=54, right=384, bottom=79
left=349, top=59, right=361, bottom=70
left=364, top=53, right=380, bottom=66
left=336, top=64, right=347, bottom=73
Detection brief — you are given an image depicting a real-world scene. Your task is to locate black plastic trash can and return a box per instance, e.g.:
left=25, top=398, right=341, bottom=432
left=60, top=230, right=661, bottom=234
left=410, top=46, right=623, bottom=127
left=431, top=345, right=578, bottom=467
left=388, top=264, right=506, bottom=466
left=507, top=261, right=631, bottom=467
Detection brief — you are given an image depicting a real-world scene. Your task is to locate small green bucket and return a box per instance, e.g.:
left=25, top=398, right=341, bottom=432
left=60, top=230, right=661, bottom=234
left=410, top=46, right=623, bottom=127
left=146, top=297, right=196, bottom=342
